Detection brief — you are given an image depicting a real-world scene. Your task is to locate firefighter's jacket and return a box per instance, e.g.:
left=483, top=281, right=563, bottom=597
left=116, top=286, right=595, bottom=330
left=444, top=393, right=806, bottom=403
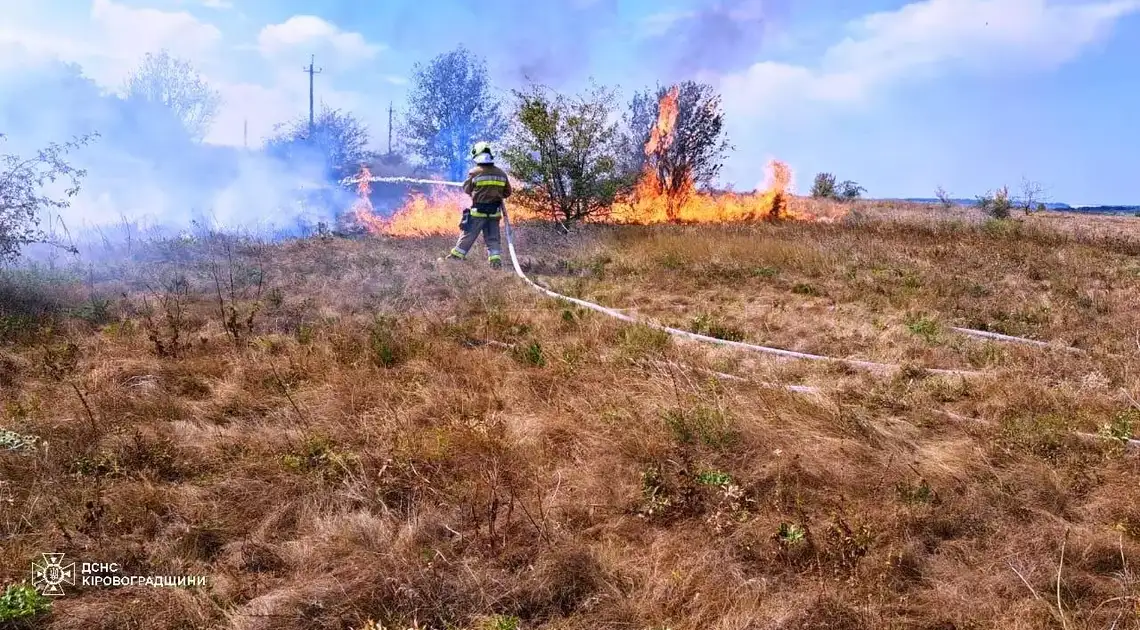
left=463, top=164, right=512, bottom=217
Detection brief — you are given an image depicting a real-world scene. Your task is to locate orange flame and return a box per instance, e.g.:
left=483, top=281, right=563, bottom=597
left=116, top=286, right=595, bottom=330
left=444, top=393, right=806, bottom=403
left=351, top=87, right=844, bottom=237
left=350, top=166, right=391, bottom=233
left=645, top=85, right=679, bottom=157
left=384, top=188, right=470, bottom=237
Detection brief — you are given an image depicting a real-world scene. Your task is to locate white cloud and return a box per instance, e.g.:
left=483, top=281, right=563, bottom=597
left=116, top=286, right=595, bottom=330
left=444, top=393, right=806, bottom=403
left=0, top=1, right=393, bottom=147
left=89, top=0, right=222, bottom=78
left=201, top=0, right=233, bottom=8
left=258, top=16, right=383, bottom=66
left=717, top=0, right=1140, bottom=116
left=0, top=0, right=224, bottom=86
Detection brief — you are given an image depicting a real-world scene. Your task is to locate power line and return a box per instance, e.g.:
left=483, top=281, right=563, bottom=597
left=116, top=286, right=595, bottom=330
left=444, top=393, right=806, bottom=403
left=302, top=54, right=323, bottom=134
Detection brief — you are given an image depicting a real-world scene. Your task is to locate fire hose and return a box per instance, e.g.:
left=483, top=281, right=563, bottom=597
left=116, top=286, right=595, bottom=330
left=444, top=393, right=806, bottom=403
left=354, top=176, right=1073, bottom=376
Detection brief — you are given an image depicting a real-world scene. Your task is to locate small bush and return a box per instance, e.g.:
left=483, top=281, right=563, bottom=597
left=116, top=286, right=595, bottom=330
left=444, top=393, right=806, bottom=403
left=977, top=186, right=1013, bottom=219
left=515, top=340, right=546, bottom=367
left=369, top=316, right=410, bottom=368
left=661, top=405, right=738, bottom=448
left=905, top=314, right=940, bottom=344
left=776, top=522, right=806, bottom=547
left=0, top=583, right=52, bottom=623
left=1099, top=410, right=1137, bottom=445
left=638, top=465, right=675, bottom=518
left=283, top=435, right=355, bottom=481
left=695, top=470, right=733, bottom=487
left=896, top=479, right=937, bottom=504
left=619, top=324, right=672, bottom=356
left=475, top=615, right=521, bottom=630
left=791, top=283, right=819, bottom=297
left=689, top=313, right=746, bottom=342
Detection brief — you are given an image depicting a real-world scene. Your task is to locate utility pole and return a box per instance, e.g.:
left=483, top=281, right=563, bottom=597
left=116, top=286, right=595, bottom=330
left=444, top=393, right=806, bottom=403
left=243, top=119, right=248, bottom=149
left=302, top=54, right=322, bottom=135
left=387, top=101, right=393, bottom=155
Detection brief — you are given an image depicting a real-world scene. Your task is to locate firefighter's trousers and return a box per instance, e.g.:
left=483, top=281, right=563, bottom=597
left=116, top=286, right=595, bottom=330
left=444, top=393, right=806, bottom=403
left=451, top=215, right=502, bottom=262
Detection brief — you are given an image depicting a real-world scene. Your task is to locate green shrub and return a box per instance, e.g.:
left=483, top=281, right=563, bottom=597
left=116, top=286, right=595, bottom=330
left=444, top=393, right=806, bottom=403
left=0, top=583, right=52, bottom=623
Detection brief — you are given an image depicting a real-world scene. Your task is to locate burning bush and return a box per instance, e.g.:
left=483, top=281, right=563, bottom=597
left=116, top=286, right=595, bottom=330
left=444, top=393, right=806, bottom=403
left=623, top=82, right=731, bottom=221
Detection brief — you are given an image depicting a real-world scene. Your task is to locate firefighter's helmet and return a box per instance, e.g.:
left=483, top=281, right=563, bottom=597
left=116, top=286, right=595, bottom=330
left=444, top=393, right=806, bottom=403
left=471, top=141, right=494, bottom=164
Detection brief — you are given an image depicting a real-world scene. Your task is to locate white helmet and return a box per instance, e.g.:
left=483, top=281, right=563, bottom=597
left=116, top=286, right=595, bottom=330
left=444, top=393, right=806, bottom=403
left=471, top=141, right=494, bottom=164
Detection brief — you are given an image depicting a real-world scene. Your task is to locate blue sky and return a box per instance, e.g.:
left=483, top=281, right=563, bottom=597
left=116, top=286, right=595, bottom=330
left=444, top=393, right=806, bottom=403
left=2, top=0, right=1139, bottom=205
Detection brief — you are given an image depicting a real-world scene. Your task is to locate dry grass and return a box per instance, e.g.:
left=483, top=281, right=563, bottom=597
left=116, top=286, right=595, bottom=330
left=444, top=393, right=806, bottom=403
left=2, top=199, right=1139, bottom=629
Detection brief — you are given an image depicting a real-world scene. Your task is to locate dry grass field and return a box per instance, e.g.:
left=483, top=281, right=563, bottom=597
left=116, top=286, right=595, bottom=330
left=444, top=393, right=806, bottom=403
left=1, top=199, right=1139, bottom=630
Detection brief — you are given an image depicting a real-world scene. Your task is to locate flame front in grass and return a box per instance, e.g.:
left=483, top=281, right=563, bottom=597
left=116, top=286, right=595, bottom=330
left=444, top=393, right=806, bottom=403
left=349, top=83, right=840, bottom=238
left=383, top=188, right=471, bottom=237
left=351, top=165, right=389, bottom=233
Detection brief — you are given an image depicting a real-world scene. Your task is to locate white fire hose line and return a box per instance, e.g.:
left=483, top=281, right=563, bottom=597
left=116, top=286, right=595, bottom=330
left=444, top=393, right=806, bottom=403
left=948, top=327, right=1087, bottom=354
left=341, top=176, right=467, bottom=188
left=355, top=176, right=1060, bottom=376
left=498, top=206, right=981, bottom=378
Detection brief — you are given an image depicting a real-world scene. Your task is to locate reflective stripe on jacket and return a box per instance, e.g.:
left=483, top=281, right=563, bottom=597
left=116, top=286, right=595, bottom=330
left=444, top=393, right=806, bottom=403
left=463, top=164, right=512, bottom=207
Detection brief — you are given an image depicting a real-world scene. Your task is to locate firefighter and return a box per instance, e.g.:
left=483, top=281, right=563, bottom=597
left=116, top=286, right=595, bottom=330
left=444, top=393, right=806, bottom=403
left=446, top=141, right=512, bottom=268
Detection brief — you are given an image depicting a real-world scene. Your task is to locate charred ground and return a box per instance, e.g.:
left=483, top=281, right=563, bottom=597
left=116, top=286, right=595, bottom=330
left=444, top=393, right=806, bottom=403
left=1, top=200, right=1139, bottom=630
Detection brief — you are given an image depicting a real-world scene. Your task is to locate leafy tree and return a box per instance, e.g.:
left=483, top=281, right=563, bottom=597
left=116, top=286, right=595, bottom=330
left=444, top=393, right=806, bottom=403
left=266, top=105, right=372, bottom=182
left=625, top=81, right=731, bottom=213
left=0, top=133, right=95, bottom=262
left=811, top=172, right=837, bottom=198
left=501, top=83, right=633, bottom=226
left=811, top=172, right=864, bottom=201
left=403, top=46, right=508, bottom=182
left=839, top=180, right=866, bottom=200
left=122, top=50, right=222, bottom=142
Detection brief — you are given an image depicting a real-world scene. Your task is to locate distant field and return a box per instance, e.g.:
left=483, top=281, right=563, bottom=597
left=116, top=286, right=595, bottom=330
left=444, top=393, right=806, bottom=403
left=901, top=198, right=1140, bottom=216
left=1, top=198, right=1138, bottom=629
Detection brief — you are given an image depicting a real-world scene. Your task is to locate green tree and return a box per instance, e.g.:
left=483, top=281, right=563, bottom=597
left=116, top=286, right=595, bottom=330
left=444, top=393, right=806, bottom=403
left=122, top=50, right=222, bottom=142
left=811, top=172, right=837, bottom=198
left=839, top=179, right=866, bottom=200
left=0, top=133, right=94, bottom=262
left=403, top=46, right=507, bottom=182
left=811, top=172, right=864, bottom=201
left=501, top=83, right=633, bottom=226
left=265, top=106, right=372, bottom=182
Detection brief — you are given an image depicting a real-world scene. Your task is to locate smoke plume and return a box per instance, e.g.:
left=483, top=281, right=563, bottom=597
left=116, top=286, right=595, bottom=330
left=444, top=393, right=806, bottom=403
left=378, top=0, right=622, bottom=86
left=644, top=0, right=791, bottom=78
left=0, top=43, right=351, bottom=254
